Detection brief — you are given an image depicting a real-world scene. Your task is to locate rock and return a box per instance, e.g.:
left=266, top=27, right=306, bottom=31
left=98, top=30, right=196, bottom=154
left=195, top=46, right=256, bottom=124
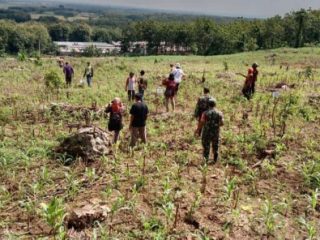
left=56, top=127, right=113, bottom=162
left=66, top=202, right=110, bottom=231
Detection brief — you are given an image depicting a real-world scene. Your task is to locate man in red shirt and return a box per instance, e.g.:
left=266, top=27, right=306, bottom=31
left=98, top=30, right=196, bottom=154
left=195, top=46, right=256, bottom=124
left=240, top=63, right=259, bottom=100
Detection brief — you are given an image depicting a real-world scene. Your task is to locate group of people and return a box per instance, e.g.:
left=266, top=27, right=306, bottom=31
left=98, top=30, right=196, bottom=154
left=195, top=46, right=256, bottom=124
left=105, top=93, right=149, bottom=147
left=60, top=58, right=259, bottom=163
left=106, top=62, right=185, bottom=147
left=125, top=70, right=148, bottom=101
left=60, top=60, right=94, bottom=87
left=104, top=61, right=228, bottom=164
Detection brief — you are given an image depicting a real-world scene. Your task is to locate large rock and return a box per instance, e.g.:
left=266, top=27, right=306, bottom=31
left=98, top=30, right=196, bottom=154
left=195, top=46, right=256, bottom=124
left=56, top=127, right=113, bottom=162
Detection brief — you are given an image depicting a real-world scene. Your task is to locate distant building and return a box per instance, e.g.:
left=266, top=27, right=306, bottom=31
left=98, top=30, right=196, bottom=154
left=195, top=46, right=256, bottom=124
left=54, top=41, right=121, bottom=55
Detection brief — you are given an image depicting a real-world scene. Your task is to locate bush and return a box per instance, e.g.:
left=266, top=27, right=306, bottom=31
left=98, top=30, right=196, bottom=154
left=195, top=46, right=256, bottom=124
left=17, top=51, right=27, bottom=62
left=44, top=71, right=63, bottom=90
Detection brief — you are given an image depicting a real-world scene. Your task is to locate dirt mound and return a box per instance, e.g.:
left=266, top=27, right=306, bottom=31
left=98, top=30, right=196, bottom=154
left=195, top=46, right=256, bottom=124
left=66, top=202, right=110, bottom=231
left=56, top=127, right=113, bottom=162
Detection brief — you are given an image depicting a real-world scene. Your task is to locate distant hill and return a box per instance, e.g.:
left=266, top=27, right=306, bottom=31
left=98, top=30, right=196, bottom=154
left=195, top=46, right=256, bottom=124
left=0, top=0, right=247, bottom=25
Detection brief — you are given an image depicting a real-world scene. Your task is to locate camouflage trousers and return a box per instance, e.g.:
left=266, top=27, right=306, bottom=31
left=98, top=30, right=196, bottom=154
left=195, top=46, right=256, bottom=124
left=201, top=134, right=220, bottom=161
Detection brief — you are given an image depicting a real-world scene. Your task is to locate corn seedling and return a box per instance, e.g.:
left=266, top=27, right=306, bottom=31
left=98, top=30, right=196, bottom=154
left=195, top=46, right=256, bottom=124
left=85, top=167, right=97, bottom=183
left=298, top=217, right=317, bottom=240
left=65, top=172, right=80, bottom=200
left=307, top=188, right=319, bottom=212
left=200, top=163, right=208, bottom=194
left=186, top=191, right=202, bottom=221
left=260, top=199, right=278, bottom=236
left=40, top=197, right=67, bottom=237
left=223, top=177, right=238, bottom=202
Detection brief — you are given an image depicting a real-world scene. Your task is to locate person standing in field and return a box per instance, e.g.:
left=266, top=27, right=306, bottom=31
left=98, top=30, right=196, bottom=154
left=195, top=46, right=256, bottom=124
left=129, top=93, right=149, bottom=147
left=239, top=63, right=259, bottom=100
left=83, top=62, right=94, bottom=87
left=195, top=98, right=224, bottom=164
left=172, top=63, right=185, bottom=95
left=194, top=87, right=213, bottom=121
left=162, top=73, right=177, bottom=112
left=138, top=70, right=148, bottom=100
left=125, top=72, right=136, bottom=101
left=170, top=63, right=176, bottom=74
left=63, top=62, right=74, bottom=87
left=105, top=98, right=125, bottom=143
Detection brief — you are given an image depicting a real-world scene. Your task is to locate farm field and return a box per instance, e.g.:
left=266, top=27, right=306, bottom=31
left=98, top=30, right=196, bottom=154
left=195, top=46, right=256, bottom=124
left=0, top=48, right=320, bottom=239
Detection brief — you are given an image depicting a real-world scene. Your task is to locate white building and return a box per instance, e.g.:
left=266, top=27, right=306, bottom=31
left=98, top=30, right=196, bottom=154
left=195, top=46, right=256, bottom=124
left=54, top=41, right=121, bottom=55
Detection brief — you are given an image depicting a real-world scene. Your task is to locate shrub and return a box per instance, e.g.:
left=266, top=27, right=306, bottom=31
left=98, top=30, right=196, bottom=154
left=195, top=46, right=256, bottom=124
left=44, top=71, right=63, bottom=90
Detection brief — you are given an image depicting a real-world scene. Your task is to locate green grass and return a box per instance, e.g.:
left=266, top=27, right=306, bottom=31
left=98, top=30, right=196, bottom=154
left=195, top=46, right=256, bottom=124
left=0, top=47, right=319, bottom=239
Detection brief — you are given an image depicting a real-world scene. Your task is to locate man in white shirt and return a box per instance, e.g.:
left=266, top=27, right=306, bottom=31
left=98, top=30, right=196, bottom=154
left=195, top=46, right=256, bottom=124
left=173, top=63, right=184, bottom=94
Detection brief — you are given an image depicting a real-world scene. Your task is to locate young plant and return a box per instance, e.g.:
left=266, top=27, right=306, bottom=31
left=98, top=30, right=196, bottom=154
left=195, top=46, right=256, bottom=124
left=110, top=195, right=125, bottom=227
left=186, top=191, right=202, bottom=221
left=307, top=188, right=319, bottom=212
left=19, top=197, right=37, bottom=230
left=260, top=199, right=278, bottom=236
left=65, top=172, right=80, bottom=200
left=200, top=163, right=208, bottom=194
left=40, top=197, right=67, bottom=236
left=85, top=167, right=96, bottom=183
left=298, top=217, right=317, bottom=240
left=223, top=177, right=238, bottom=201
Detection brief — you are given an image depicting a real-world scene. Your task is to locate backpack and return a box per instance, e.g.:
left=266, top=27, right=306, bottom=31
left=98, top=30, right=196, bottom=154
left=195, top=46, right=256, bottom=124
left=108, top=112, right=123, bottom=131
left=195, top=96, right=210, bottom=118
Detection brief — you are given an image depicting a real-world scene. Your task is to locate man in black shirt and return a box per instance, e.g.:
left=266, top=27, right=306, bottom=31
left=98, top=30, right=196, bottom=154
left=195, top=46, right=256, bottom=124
left=129, top=93, right=149, bottom=147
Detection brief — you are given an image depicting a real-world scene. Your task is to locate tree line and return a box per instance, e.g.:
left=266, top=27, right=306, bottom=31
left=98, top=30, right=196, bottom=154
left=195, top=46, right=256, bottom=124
left=0, top=9, right=319, bottom=56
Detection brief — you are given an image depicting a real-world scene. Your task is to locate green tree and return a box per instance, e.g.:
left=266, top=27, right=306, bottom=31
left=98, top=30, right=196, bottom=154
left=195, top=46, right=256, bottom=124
left=294, top=9, right=308, bottom=48
left=48, top=23, right=71, bottom=41
left=92, top=28, right=111, bottom=42
left=69, top=23, right=92, bottom=42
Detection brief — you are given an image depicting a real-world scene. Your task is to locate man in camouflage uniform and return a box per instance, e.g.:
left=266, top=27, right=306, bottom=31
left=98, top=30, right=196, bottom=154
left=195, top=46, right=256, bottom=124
left=195, top=98, right=224, bottom=163
left=194, top=87, right=212, bottom=121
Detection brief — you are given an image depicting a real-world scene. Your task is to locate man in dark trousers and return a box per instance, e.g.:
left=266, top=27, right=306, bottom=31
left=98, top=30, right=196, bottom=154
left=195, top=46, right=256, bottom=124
left=195, top=98, right=224, bottom=164
left=138, top=70, right=148, bottom=100
left=63, top=62, right=74, bottom=87
left=194, top=87, right=213, bottom=122
left=83, top=62, right=94, bottom=87
left=129, top=93, right=149, bottom=147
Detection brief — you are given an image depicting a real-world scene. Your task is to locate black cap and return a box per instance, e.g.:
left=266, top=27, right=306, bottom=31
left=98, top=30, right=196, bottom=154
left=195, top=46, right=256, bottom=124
left=135, top=93, right=143, bottom=100
left=208, top=98, right=216, bottom=107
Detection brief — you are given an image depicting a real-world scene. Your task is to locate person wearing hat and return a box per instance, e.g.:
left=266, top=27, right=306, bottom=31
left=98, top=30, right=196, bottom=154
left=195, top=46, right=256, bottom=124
left=239, top=63, right=259, bottom=100
left=129, top=93, right=149, bottom=147
left=105, top=98, right=125, bottom=143
left=195, top=98, right=224, bottom=164
left=172, top=63, right=185, bottom=95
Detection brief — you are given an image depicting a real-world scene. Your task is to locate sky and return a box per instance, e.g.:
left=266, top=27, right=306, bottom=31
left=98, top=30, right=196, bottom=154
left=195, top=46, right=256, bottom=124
left=56, top=0, right=320, bottom=18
